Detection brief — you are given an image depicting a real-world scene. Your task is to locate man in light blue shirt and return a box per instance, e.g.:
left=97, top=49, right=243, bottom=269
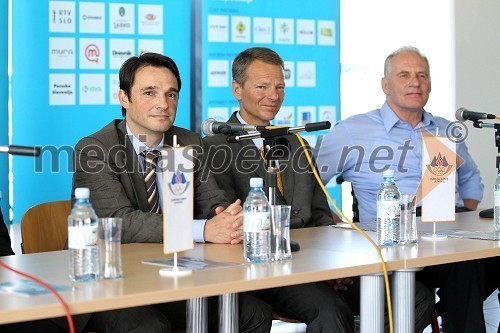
left=317, top=102, right=483, bottom=222
left=317, top=46, right=491, bottom=333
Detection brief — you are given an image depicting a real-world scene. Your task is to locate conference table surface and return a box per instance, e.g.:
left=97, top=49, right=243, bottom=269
left=0, top=211, right=498, bottom=325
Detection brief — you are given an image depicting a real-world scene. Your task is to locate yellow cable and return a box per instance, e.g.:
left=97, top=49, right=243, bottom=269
left=294, top=133, right=394, bottom=333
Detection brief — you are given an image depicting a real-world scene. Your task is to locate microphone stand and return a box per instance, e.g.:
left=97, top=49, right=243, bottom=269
left=228, top=127, right=299, bottom=254
left=472, top=120, right=500, bottom=218
left=227, top=122, right=330, bottom=253
left=0, top=145, right=40, bottom=156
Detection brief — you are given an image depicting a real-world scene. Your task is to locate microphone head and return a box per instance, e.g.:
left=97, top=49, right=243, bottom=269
left=201, top=118, right=217, bottom=136
left=455, top=107, right=467, bottom=121
left=304, top=121, right=331, bottom=132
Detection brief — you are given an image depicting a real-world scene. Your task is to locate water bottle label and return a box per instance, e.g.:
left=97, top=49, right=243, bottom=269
left=377, top=200, right=400, bottom=219
left=495, top=190, right=500, bottom=206
left=68, top=225, right=98, bottom=249
left=244, top=212, right=270, bottom=232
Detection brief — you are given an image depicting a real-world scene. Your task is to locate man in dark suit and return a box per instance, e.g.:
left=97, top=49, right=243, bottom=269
left=0, top=210, right=14, bottom=257
left=203, top=47, right=354, bottom=332
left=202, top=113, right=332, bottom=230
left=73, top=53, right=272, bottom=333
left=203, top=47, right=435, bottom=332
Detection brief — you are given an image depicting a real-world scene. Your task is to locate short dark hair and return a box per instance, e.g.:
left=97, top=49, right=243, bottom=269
left=119, top=52, right=182, bottom=116
left=232, top=47, right=284, bottom=86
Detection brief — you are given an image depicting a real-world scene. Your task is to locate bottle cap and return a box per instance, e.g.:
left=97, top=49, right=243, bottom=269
left=74, top=187, right=90, bottom=199
left=382, top=169, right=394, bottom=178
left=249, top=177, right=263, bottom=188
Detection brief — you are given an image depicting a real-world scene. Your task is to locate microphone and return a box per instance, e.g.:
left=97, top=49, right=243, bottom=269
left=227, top=121, right=331, bottom=143
left=201, top=118, right=266, bottom=136
left=456, top=107, right=496, bottom=122
left=0, top=145, right=40, bottom=156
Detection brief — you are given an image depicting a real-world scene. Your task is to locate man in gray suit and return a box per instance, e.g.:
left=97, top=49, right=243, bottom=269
left=73, top=52, right=272, bottom=332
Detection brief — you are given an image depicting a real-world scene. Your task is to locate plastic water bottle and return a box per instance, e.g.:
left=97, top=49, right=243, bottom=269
left=494, top=171, right=500, bottom=232
left=68, top=187, right=99, bottom=282
left=376, top=170, right=401, bottom=246
left=243, top=177, right=271, bottom=263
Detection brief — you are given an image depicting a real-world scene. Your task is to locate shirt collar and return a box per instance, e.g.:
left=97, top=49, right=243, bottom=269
left=380, top=102, right=436, bottom=132
left=125, top=122, right=164, bottom=156
left=236, top=111, right=246, bottom=125
left=236, top=111, right=264, bottom=148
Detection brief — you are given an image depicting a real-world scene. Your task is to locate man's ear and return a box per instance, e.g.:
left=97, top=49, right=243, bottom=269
left=381, top=77, right=389, bottom=95
left=118, top=90, right=130, bottom=108
left=232, top=80, right=242, bottom=101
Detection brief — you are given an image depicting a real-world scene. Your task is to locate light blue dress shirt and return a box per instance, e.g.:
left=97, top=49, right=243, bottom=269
left=126, top=123, right=206, bottom=242
left=316, top=102, right=483, bottom=222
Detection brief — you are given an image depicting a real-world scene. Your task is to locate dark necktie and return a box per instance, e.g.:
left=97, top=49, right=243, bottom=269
left=141, top=150, right=161, bottom=213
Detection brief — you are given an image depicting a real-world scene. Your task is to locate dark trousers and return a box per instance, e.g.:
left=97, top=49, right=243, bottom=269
left=0, top=320, right=65, bottom=333
left=254, top=277, right=434, bottom=333
left=0, top=314, right=89, bottom=333
left=417, top=258, right=500, bottom=333
left=85, top=292, right=272, bottom=333
left=254, top=282, right=355, bottom=333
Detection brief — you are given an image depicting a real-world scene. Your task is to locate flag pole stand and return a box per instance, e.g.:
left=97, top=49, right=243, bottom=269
left=159, top=252, right=192, bottom=277
left=421, top=222, right=447, bottom=240
left=160, top=135, right=193, bottom=277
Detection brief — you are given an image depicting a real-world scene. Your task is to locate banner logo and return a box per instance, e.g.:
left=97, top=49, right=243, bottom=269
left=85, top=44, right=100, bottom=63
left=168, top=169, right=190, bottom=196
left=427, top=152, right=453, bottom=177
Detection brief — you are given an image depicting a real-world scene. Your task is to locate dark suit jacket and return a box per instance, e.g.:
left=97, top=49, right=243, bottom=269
left=73, top=119, right=230, bottom=243
left=0, top=208, right=14, bottom=256
left=203, top=112, right=333, bottom=229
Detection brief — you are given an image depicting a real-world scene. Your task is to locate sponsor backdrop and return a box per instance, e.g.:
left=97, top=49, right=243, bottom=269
left=1, top=1, right=7, bottom=219
left=201, top=0, right=341, bottom=204
left=7, top=0, right=340, bottom=223
left=11, top=0, right=191, bottom=223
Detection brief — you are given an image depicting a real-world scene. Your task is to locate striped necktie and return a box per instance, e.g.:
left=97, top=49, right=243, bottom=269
left=141, top=150, right=161, bottom=213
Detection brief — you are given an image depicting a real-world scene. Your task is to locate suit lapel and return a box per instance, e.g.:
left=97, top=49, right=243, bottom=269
left=162, top=128, right=186, bottom=147
left=117, top=121, right=150, bottom=212
left=228, top=113, right=266, bottom=180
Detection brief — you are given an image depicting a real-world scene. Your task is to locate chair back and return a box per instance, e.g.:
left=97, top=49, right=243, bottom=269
left=21, top=200, right=72, bottom=254
left=336, top=175, right=360, bottom=222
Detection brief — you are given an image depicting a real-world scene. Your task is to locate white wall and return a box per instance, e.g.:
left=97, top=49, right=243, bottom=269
left=339, top=0, right=454, bottom=216
left=455, top=0, right=500, bottom=209
left=339, top=0, right=499, bottom=211
left=340, top=0, right=453, bottom=120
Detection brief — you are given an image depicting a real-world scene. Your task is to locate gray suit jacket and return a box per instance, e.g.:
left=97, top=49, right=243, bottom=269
left=73, top=119, right=229, bottom=243
left=203, top=112, right=333, bottom=229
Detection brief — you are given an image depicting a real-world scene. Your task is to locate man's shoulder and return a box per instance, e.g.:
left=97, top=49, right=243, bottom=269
left=76, top=119, right=123, bottom=149
left=202, top=132, right=228, bottom=146
left=425, top=112, right=452, bottom=126
left=333, top=109, right=381, bottom=132
left=90, top=119, right=122, bottom=136
left=344, top=109, right=380, bottom=123
left=168, top=126, right=202, bottom=145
